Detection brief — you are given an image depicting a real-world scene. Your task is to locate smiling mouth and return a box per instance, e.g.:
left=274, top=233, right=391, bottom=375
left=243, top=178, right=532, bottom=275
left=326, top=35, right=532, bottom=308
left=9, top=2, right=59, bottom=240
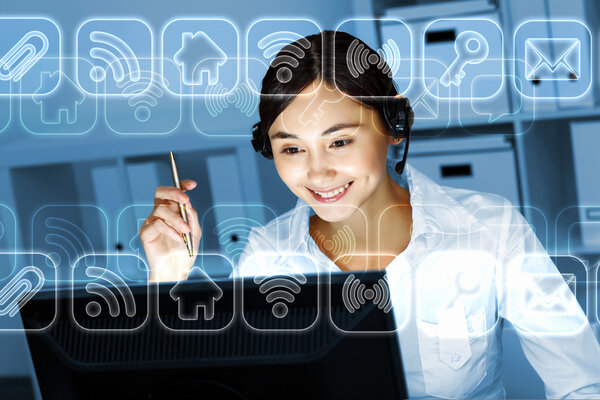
left=307, top=181, right=353, bottom=203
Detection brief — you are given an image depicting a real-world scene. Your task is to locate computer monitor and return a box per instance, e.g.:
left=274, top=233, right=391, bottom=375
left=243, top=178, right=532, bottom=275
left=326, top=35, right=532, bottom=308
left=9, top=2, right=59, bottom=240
left=22, top=271, right=407, bottom=400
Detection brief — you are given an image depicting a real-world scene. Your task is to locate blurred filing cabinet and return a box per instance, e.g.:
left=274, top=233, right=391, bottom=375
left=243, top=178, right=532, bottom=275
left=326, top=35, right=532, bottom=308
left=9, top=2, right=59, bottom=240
left=380, top=2, right=510, bottom=126
left=404, top=136, right=520, bottom=206
left=570, top=120, right=600, bottom=249
left=381, top=0, right=599, bottom=115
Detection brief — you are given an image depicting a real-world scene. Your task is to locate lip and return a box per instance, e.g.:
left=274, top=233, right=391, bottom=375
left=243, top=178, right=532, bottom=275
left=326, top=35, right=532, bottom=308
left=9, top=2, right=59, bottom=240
left=307, top=181, right=353, bottom=203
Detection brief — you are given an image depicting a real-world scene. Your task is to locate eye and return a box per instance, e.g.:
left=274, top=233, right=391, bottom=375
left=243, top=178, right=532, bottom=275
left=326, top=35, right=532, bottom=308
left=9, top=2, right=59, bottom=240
left=281, top=147, right=300, bottom=155
left=332, top=139, right=353, bottom=148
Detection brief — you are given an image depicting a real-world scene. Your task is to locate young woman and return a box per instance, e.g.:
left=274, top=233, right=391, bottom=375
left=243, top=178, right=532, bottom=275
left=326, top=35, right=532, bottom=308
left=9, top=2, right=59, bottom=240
left=140, top=31, right=600, bottom=398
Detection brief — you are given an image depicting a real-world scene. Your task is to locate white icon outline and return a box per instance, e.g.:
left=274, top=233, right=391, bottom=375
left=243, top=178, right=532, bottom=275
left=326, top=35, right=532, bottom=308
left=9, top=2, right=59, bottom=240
left=422, top=18, right=504, bottom=101
left=161, top=18, right=240, bottom=97
left=513, top=19, right=592, bottom=99
left=75, top=18, right=153, bottom=96
left=70, top=253, right=150, bottom=333
left=245, top=18, right=323, bottom=96
left=0, top=17, right=62, bottom=97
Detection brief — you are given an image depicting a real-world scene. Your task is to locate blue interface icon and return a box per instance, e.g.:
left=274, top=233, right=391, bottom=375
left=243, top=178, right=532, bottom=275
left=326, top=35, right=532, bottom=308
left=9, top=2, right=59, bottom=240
left=0, top=18, right=61, bottom=96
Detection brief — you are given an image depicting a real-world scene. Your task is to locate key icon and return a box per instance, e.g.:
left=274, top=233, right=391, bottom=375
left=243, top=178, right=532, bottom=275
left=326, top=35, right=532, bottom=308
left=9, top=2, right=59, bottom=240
left=440, top=31, right=489, bottom=87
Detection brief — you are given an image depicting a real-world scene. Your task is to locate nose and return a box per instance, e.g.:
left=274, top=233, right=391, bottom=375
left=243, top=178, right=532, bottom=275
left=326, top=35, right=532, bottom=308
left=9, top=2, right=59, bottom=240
left=306, top=152, right=336, bottom=184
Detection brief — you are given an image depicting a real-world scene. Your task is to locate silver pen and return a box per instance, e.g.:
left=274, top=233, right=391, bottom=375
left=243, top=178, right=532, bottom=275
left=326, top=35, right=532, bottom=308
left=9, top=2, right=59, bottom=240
left=169, top=151, right=194, bottom=257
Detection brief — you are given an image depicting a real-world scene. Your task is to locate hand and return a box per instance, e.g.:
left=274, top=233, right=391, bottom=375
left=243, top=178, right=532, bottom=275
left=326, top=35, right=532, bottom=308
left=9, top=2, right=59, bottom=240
left=140, top=179, right=201, bottom=282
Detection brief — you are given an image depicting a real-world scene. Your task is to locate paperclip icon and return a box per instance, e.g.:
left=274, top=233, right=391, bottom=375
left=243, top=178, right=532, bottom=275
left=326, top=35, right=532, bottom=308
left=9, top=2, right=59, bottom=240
left=0, top=266, right=44, bottom=317
left=0, top=31, right=49, bottom=82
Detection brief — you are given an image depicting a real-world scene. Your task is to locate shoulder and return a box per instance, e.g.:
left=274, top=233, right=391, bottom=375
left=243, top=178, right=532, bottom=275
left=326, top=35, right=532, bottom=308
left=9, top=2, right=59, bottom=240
left=443, top=185, right=515, bottom=223
left=438, top=184, right=541, bottom=256
left=246, top=200, right=309, bottom=251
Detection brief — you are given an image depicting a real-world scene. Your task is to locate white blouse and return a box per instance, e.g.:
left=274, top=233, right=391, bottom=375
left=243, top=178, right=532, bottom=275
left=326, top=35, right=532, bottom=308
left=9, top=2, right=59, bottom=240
left=236, top=159, right=600, bottom=399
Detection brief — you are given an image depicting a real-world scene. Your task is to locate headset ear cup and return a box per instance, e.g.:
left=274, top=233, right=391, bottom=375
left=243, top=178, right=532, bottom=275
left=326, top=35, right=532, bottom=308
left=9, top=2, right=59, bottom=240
left=263, top=137, right=273, bottom=159
left=251, top=122, right=273, bottom=159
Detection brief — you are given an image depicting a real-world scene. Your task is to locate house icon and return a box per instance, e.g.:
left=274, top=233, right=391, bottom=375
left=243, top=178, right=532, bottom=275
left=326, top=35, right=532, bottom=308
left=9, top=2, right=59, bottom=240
left=33, top=71, right=85, bottom=125
left=173, top=31, right=227, bottom=86
left=169, top=267, right=223, bottom=320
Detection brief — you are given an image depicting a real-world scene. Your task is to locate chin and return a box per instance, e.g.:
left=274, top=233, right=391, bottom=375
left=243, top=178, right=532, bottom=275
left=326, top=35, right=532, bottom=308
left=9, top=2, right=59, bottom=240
left=310, top=204, right=359, bottom=223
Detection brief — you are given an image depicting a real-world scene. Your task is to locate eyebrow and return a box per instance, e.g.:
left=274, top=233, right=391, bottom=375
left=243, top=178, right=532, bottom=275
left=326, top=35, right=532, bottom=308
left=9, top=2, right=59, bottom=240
left=270, top=123, right=360, bottom=140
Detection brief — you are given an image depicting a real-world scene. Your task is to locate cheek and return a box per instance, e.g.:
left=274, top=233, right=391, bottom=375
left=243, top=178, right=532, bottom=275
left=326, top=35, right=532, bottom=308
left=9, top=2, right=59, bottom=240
left=353, top=141, right=388, bottom=175
left=274, top=158, right=301, bottom=187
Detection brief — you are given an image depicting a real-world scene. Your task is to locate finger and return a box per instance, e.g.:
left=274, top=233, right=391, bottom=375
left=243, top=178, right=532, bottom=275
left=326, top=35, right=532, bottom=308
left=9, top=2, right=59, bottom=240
left=140, top=216, right=183, bottom=243
left=152, top=204, right=191, bottom=234
left=184, top=201, right=201, bottom=245
left=153, top=198, right=181, bottom=209
left=154, top=185, right=189, bottom=205
left=181, top=179, right=197, bottom=190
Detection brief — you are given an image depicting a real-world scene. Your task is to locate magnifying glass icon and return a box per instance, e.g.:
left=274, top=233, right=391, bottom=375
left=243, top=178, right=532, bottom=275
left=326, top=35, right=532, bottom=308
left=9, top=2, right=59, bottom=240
left=444, top=269, right=480, bottom=309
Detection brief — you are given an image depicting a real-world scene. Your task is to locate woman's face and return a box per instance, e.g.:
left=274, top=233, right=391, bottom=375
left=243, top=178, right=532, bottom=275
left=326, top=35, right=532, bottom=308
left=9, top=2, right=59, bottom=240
left=267, top=80, right=398, bottom=222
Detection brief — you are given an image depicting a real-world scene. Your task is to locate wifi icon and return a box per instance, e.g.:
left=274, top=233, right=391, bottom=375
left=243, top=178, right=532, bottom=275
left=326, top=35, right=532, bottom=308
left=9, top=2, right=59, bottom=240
left=342, top=274, right=392, bottom=314
left=254, top=271, right=307, bottom=319
left=72, top=254, right=149, bottom=332
left=214, top=216, right=263, bottom=264
left=118, top=70, right=166, bottom=122
left=84, top=266, right=136, bottom=318
left=88, top=31, right=141, bottom=84
left=204, top=79, right=259, bottom=117
left=77, top=19, right=152, bottom=95
left=257, top=31, right=311, bottom=84
left=311, top=225, right=356, bottom=265
left=42, top=217, right=97, bottom=270
left=346, top=38, right=401, bottom=79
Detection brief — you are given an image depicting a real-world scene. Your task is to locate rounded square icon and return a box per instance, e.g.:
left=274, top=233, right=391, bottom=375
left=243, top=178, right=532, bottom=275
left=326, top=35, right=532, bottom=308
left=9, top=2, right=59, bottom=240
left=416, top=250, right=498, bottom=336
left=0, top=18, right=61, bottom=96
left=0, top=91, right=11, bottom=134
left=71, top=254, right=149, bottom=332
left=463, top=73, right=521, bottom=124
left=503, top=254, right=588, bottom=335
left=597, top=262, right=600, bottom=325
left=514, top=20, right=592, bottom=99
left=0, top=205, right=17, bottom=271
left=161, top=18, right=239, bottom=96
left=157, top=253, right=234, bottom=332
left=240, top=252, right=320, bottom=332
left=76, top=18, right=153, bottom=96
left=20, top=57, right=98, bottom=135
left=104, top=57, right=182, bottom=135
left=334, top=19, right=413, bottom=96
left=200, top=204, right=278, bottom=267
left=423, top=18, right=503, bottom=100
left=31, top=205, right=109, bottom=283
left=327, top=254, right=411, bottom=335
left=192, top=58, right=259, bottom=137
left=0, top=252, right=57, bottom=332
left=395, top=71, right=451, bottom=131
left=246, top=19, right=322, bottom=96
left=116, top=204, right=154, bottom=282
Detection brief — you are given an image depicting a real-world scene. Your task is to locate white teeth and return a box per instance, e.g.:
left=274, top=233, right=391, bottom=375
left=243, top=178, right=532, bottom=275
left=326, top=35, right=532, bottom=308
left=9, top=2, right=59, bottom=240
left=313, top=182, right=351, bottom=198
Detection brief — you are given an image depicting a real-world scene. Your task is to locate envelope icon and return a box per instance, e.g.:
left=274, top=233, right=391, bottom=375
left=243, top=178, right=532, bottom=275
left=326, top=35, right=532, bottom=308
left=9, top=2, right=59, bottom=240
left=413, top=78, right=439, bottom=119
left=525, top=38, right=580, bottom=81
left=522, top=273, right=578, bottom=317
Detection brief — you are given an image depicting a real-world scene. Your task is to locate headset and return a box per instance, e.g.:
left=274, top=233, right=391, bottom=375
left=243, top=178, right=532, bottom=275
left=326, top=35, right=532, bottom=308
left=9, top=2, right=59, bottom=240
left=251, top=91, right=414, bottom=175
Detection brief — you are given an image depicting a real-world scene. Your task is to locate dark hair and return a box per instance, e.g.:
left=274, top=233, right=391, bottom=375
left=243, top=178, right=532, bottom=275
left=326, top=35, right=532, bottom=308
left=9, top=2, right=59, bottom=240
left=258, top=30, right=398, bottom=141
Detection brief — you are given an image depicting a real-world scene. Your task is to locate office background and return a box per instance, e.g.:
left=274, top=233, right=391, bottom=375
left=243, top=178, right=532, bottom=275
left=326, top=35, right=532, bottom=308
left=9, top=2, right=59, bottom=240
left=0, top=0, right=599, bottom=398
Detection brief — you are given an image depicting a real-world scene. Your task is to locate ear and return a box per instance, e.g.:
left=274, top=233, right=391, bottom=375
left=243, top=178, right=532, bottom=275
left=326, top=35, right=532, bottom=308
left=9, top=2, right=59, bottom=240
left=387, top=135, right=404, bottom=145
